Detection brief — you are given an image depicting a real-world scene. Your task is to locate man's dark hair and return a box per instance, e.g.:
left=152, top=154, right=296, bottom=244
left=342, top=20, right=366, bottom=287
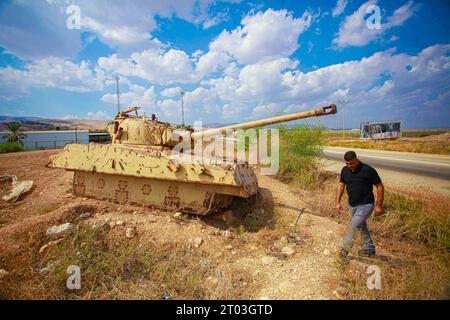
left=344, top=151, right=357, bottom=161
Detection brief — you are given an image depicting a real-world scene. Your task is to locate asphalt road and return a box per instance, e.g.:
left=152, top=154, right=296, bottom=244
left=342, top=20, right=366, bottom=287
left=321, top=147, right=450, bottom=180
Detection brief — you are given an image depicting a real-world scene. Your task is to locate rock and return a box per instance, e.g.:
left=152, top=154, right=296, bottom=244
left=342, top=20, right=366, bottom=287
left=281, top=246, right=295, bottom=257
left=225, top=244, right=233, bottom=250
left=193, top=237, right=203, bottom=248
left=261, top=255, right=277, bottom=265
left=231, top=251, right=236, bottom=255
left=46, top=223, right=75, bottom=237
left=133, top=211, right=139, bottom=215
left=173, top=212, right=182, bottom=218
left=115, top=220, right=124, bottom=226
left=221, top=230, right=231, bottom=238
left=78, top=212, right=92, bottom=220
left=104, top=218, right=111, bottom=224
left=126, top=227, right=136, bottom=239
left=39, top=239, right=63, bottom=254
left=1, top=175, right=33, bottom=202
left=148, top=215, right=158, bottom=223
left=109, top=221, right=116, bottom=228
left=323, top=249, right=330, bottom=256
left=0, top=269, right=8, bottom=279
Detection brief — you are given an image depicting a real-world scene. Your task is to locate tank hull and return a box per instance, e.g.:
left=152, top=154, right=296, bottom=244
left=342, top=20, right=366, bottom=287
left=73, top=171, right=234, bottom=215
left=49, top=143, right=258, bottom=215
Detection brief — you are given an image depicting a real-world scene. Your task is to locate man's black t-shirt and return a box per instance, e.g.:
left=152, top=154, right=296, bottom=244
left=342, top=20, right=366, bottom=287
left=340, top=162, right=382, bottom=207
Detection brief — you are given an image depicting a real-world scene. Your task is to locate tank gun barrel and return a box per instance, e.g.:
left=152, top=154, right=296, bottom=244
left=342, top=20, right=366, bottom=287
left=119, top=106, right=140, bottom=116
left=191, top=104, right=337, bottom=139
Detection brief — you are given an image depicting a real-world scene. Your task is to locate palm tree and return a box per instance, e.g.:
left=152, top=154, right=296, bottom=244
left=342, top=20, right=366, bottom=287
left=2, top=122, right=27, bottom=145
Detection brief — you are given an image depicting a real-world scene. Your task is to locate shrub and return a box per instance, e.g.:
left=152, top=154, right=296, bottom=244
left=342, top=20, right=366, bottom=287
left=0, top=141, right=24, bottom=153
left=277, top=125, right=325, bottom=189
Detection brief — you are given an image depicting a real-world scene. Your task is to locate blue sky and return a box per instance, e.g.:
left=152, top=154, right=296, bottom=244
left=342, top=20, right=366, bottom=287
left=0, top=0, right=449, bottom=129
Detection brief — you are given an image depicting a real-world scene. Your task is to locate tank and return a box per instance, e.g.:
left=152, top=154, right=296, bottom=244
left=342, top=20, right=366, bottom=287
left=48, top=104, right=336, bottom=215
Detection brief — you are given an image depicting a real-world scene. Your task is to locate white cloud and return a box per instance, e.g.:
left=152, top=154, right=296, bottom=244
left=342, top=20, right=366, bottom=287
left=209, top=9, right=313, bottom=65
left=251, top=103, right=285, bottom=119
left=161, top=87, right=183, bottom=98
left=195, top=50, right=231, bottom=78
left=333, top=0, right=419, bottom=48
left=56, top=0, right=230, bottom=54
left=332, top=0, right=348, bottom=17
left=184, top=87, right=221, bottom=115
left=63, top=114, right=80, bottom=120
left=235, top=58, right=298, bottom=101
left=202, top=10, right=230, bottom=29
left=96, top=9, right=314, bottom=87
left=199, top=44, right=449, bottom=127
left=86, top=110, right=110, bottom=120
left=101, top=85, right=157, bottom=112
left=98, top=49, right=195, bottom=85
left=0, top=57, right=105, bottom=99
left=0, top=0, right=238, bottom=59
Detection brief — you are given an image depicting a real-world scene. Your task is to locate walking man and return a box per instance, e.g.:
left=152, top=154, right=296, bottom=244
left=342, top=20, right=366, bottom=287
left=336, top=151, right=384, bottom=257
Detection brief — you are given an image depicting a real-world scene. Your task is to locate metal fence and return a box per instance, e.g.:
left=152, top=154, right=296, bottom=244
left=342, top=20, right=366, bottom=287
left=22, top=139, right=89, bottom=150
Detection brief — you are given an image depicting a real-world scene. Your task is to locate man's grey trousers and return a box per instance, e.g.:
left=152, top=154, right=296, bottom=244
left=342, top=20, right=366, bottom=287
left=340, top=203, right=376, bottom=252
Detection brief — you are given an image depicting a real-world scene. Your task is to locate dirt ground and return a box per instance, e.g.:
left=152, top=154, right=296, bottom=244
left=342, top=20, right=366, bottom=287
left=0, top=149, right=383, bottom=299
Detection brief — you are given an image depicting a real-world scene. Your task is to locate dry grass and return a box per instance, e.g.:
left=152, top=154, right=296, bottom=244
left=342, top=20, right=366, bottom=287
left=0, top=224, right=253, bottom=300
left=295, top=170, right=450, bottom=299
left=326, top=139, right=450, bottom=155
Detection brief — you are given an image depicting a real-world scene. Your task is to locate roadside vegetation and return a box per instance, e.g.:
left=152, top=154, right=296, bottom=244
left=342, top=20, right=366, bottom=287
left=326, top=138, right=450, bottom=155
left=277, top=127, right=450, bottom=299
left=323, top=128, right=450, bottom=155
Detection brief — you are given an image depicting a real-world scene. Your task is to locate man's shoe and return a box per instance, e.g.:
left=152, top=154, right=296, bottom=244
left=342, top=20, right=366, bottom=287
left=358, top=249, right=376, bottom=257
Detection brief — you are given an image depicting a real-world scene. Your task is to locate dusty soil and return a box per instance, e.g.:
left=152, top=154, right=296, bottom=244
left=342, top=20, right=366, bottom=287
left=0, top=149, right=371, bottom=299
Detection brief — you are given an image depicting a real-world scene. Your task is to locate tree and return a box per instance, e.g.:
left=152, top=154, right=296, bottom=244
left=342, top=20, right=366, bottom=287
left=2, top=122, right=27, bottom=145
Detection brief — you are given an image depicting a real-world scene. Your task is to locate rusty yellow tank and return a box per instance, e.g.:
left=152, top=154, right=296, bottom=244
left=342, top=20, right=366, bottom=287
left=48, top=104, right=336, bottom=214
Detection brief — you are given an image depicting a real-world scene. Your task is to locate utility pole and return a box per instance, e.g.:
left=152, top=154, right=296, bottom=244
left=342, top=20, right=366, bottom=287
left=116, top=74, right=121, bottom=114
left=339, top=100, right=349, bottom=140
left=180, top=89, right=185, bottom=126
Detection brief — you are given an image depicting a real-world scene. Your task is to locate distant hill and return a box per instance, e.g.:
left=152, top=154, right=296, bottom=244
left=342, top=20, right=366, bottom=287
left=0, top=116, right=45, bottom=122
left=0, top=116, right=109, bottom=132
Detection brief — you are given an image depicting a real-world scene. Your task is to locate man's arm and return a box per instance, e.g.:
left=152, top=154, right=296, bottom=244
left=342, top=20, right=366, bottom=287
left=374, top=182, right=384, bottom=215
left=335, top=182, right=345, bottom=213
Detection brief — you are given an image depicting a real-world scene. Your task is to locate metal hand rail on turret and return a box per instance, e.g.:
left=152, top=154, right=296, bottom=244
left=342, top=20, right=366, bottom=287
left=191, top=104, right=337, bottom=139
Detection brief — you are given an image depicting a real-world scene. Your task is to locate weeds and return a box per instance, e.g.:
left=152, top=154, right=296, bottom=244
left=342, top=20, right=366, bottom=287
left=0, top=224, right=251, bottom=299
left=325, top=139, right=450, bottom=155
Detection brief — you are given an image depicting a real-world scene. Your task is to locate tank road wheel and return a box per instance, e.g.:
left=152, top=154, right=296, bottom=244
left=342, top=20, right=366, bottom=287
left=71, top=171, right=234, bottom=215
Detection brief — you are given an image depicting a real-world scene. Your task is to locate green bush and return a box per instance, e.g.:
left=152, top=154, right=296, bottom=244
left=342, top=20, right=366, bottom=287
left=0, top=141, right=24, bottom=153
left=277, top=125, right=325, bottom=189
